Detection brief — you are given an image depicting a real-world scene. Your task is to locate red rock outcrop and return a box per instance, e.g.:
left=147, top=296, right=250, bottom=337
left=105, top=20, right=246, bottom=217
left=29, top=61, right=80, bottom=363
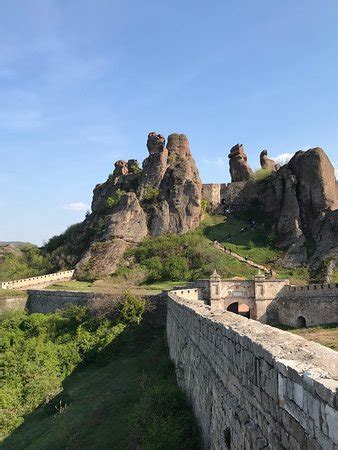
left=74, top=132, right=202, bottom=277
left=228, top=144, right=253, bottom=182
left=260, top=150, right=278, bottom=171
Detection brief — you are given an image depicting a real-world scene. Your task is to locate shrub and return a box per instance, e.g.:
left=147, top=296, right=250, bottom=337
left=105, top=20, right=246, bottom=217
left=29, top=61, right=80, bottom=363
left=129, top=232, right=255, bottom=282
left=142, top=188, right=160, bottom=204
left=121, top=293, right=145, bottom=325
left=0, top=302, right=145, bottom=440
left=253, top=168, right=272, bottom=181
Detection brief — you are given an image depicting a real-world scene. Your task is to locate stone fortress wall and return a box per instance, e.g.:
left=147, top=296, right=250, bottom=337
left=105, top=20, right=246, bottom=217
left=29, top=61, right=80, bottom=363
left=202, top=184, right=227, bottom=210
left=192, top=274, right=338, bottom=327
left=0, top=270, right=74, bottom=290
left=167, top=290, right=338, bottom=450
left=278, top=283, right=338, bottom=327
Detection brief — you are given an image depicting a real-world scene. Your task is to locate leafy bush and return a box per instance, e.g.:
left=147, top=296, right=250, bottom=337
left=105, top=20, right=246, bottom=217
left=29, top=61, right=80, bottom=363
left=142, top=188, right=160, bottom=204
left=107, top=188, right=124, bottom=209
left=0, top=296, right=146, bottom=440
left=253, top=168, right=273, bottom=181
left=129, top=232, right=255, bottom=282
left=0, top=245, right=53, bottom=282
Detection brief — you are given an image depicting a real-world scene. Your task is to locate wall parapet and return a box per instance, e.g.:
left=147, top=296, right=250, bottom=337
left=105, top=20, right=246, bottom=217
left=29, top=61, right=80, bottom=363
left=167, top=292, right=338, bottom=449
left=0, top=270, right=74, bottom=290
left=287, top=283, right=338, bottom=293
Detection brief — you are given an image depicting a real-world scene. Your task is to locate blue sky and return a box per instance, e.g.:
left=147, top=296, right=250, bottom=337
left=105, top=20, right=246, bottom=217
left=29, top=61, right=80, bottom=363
left=1, top=0, right=338, bottom=245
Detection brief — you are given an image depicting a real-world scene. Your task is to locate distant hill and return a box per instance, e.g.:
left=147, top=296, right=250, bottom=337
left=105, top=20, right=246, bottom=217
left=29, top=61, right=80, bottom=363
left=0, top=241, right=34, bottom=248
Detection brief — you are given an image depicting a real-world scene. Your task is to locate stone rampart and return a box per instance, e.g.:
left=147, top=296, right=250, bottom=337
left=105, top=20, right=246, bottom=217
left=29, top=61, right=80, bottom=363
left=277, top=283, right=338, bottom=327
left=0, top=270, right=74, bottom=290
left=167, top=290, right=338, bottom=449
left=26, top=289, right=167, bottom=325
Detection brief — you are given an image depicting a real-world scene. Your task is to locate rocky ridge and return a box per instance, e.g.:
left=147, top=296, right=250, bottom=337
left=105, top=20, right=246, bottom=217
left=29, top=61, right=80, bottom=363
left=222, top=146, right=338, bottom=281
left=74, top=132, right=202, bottom=278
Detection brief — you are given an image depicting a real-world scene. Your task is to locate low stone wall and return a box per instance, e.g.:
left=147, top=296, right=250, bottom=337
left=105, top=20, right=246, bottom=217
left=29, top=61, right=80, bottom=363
left=0, top=270, right=74, bottom=290
left=167, top=291, right=338, bottom=449
left=26, top=289, right=167, bottom=325
left=277, top=283, right=338, bottom=327
left=0, top=297, right=27, bottom=315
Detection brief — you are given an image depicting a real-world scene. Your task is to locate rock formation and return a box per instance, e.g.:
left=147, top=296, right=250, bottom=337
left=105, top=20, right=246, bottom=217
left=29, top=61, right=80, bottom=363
left=222, top=146, right=338, bottom=280
left=260, top=150, right=279, bottom=171
left=149, top=133, right=202, bottom=235
left=228, top=144, right=253, bottom=182
left=73, top=132, right=202, bottom=278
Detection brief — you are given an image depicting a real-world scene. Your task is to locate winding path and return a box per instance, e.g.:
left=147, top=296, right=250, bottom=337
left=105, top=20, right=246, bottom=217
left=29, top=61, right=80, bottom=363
left=213, top=241, right=277, bottom=277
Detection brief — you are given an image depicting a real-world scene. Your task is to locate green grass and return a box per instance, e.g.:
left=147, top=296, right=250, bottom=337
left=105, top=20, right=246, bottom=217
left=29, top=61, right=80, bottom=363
left=198, top=214, right=281, bottom=264
left=275, top=324, right=338, bottom=351
left=1, top=325, right=201, bottom=450
left=45, top=280, right=96, bottom=291
left=44, top=279, right=189, bottom=295
left=198, top=214, right=310, bottom=284
left=0, top=289, right=27, bottom=298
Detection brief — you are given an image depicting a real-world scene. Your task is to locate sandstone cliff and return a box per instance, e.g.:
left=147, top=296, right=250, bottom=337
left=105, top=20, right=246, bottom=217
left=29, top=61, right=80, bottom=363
left=74, top=132, right=202, bottom=278
left=222, top=147, right=338, bottom=281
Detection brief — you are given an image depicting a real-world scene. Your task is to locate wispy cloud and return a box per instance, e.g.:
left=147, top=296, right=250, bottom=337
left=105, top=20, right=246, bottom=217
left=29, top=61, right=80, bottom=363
left=63, top=202, right=88, bottom=212
left=199, top=156, right=227, bottom=168
left=272, top=152, right=295, bottom=166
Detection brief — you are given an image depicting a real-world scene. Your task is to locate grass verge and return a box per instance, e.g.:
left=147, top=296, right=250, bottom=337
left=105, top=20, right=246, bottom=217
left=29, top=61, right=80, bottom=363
left=275, top=324, right=338, bottom=351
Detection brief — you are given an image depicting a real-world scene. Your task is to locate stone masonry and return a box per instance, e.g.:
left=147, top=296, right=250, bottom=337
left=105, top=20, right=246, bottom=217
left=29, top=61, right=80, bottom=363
left=167, top=291, right=338, bottom=449
left=0, top=270, right=74, bottom=290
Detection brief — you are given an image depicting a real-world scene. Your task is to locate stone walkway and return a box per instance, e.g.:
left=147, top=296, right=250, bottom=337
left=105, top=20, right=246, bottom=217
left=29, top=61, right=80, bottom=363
left=213, top=241, right=277, bottom=277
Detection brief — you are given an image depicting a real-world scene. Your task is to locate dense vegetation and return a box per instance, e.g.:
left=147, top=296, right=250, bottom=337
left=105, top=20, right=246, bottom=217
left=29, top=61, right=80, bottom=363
left=0, top=295, right=144, bottom=440
left=1, top=301, right=200, bottom=449
left=0, top=244, right=53, bottom=282
left=127, top=232, right=256, bottom=283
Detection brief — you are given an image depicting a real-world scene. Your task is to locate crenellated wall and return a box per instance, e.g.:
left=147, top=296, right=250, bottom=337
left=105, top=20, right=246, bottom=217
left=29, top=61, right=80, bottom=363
left=277, top=283, right=338, bottom=327
left=0, top=270, right=74, bottom=290
left=167, top=290, right=338, bottom=449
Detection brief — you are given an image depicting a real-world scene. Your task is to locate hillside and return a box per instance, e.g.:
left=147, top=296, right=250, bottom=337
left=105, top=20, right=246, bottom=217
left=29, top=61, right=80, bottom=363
left=1, top=306, right=200, bottom=449
left=0, top=243, right=52, bottom=282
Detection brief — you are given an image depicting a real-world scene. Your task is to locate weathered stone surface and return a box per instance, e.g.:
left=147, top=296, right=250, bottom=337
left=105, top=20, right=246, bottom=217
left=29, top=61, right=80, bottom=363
left=146, top=131, right=165, bottom=154
left=228, top=144, right=253, bottom=182
left=167, top=291, right=338, bottom=449
left=75, top=238, right=132, bottom=278
left=260, top=149, right=278, bottom=171
left=103, top=192, right=148, bottom=242
left=223, top=146, right=337, bottom=278
left=73, top=132, right=202, bottom=277
left=155, top=133, right=202, bottom=233
left=138, top=146, right=168, bottom=199
left=75, top=193, right=147, bottom=277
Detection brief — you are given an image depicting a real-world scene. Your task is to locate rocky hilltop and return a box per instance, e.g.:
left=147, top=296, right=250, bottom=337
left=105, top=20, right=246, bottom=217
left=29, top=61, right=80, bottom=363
left=221, top=146, right=338, bottom=281
left=74, top=132, right=202, bottom=278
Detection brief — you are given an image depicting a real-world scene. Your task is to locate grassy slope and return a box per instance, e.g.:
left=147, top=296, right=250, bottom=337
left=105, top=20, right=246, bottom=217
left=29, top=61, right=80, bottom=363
left=276, top=324, right=338, bottom=351
left=44, top=280, right=189, bottom=295
left=0, top=289, right=27, bottom=298
left=198, top=214, right=310, bottom=284
left=2, top=325, right=198, bottom=450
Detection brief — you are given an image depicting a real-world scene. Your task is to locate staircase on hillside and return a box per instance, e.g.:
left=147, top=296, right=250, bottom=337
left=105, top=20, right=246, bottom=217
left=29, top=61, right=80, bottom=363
left=213, top=241, right=277, bottom=277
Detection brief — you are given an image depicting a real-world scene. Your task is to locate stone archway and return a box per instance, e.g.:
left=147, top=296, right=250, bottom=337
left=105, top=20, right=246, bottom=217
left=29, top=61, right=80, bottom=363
left=296, top=316, right=307, bottom=328
left=227, top=301, right=251, bottom=318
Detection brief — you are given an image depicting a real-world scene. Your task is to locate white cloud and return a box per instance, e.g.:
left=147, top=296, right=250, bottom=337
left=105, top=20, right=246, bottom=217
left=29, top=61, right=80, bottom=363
left=63, top=202, right=88, bottom=212
left=272, top=152, right=295, bottom=166
left=199, top=156, right=227, bottom=168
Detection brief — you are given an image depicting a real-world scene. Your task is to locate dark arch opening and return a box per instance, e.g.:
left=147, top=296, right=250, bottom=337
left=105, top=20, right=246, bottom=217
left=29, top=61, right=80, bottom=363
left=227, top=302, right=250, bottom=318
left=296, top=316, right=307, bottom=328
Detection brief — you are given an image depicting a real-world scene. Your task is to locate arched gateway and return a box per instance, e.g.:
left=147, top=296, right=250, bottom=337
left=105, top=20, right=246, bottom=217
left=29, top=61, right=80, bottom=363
left=208, top=270, right=289, bottom=323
